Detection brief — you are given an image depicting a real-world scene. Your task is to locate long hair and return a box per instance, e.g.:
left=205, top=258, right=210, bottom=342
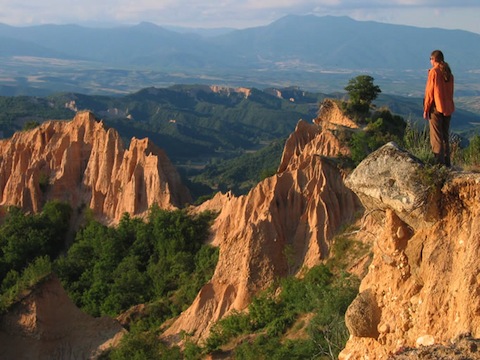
left=431, top=49, right=453, bottom=82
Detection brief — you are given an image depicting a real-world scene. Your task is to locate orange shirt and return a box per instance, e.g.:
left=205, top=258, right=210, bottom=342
left=424, top=64, right=455, bottom=116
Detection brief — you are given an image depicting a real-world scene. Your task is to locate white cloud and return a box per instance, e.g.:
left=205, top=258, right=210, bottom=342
left=0, top=0, right=478, bottom=33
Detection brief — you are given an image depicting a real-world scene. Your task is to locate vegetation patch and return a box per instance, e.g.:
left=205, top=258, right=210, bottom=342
left=455, top=134, right=480, bottom=170
left=195, top=225, right=366, bottom=360
left=55, top=206, right=218, bottom=318
left=186, top=138, right=285, bottom=197
left=0, top=201, right=72, bottom=312
left=200, top=265, right=358, bottom=360
left=343, top=108, right=406, bottom=166
left=0, top=203, right=219, bottom=360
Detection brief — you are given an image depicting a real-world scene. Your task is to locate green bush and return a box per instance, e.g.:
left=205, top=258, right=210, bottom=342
left=249, top=288, right=287, bottom=330
left=182, top=341, right=204, bottom=360
left=234, top=335, right=316, bottom=360
left=307, top=313, right=350, bottom=359
left=349, top=108, right=406, bottom=165
left=38, top=173, right=50, bottom=193
left=204, top=263, right=358, bottom=359
left=106, top=332, right=182, bottom=360
left=0, top=256, right=53, bottom=313
left=403, top=120, right=433, bottom=163
left=0, top=201, right=71, bottom=279
left=413, top=163, right=451, bottom=191
left=459, top=134, right=480, bottom=168
left=205, top=310, right=252, bottom=351
left=55, top=207, right=218, bottom=319
left=22, top=121, right=40, bottom=131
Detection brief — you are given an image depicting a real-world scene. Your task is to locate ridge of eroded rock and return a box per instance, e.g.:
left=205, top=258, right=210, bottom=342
left=0, top=111, right=191, bottom=223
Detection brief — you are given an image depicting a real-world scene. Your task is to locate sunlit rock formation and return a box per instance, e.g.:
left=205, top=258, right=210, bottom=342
left=0, top=111, right=191, bottom=223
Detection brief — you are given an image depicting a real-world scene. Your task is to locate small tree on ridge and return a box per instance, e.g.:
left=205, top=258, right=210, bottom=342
left=344, top=75, right=381, bottom=114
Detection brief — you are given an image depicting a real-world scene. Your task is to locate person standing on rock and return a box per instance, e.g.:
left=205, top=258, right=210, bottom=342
left=423, top=49, right=455, bottom=167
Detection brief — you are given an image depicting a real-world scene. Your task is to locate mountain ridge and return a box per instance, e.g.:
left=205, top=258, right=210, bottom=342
left=2, top=14, right=480, bottom=70
left=1, top=15, right=480, bottom=96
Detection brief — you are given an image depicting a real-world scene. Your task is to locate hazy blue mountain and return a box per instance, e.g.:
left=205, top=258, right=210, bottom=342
left=0, top=15, right=479, bottom=96
left=163, top=25, right=235, bottom=37
left=0, top=22, right=210, bottom=66
left=0, top=35, right=71, bottom=58
left=1, top=15, right=479, bottom=71
left=223, top=14, right=480, bottom=71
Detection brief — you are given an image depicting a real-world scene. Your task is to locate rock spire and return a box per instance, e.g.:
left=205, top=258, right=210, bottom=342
left=0, top=111, right=191, bottom=223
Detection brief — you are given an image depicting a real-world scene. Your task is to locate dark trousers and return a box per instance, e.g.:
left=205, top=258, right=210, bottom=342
left=429, top=111, right=451, bottom=166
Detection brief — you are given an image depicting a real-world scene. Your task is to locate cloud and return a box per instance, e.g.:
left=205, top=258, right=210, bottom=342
left=0, top=0, right=478, bottom=33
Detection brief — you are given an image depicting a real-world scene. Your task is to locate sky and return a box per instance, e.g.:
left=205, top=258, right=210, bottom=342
left=0, top=0, right=479, bottom=34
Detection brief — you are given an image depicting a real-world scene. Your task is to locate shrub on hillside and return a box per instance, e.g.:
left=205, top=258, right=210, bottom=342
left=458, top=134, right=480, bottom=169
left=349, top=108, right=406, bottom=165
left=0, top=201, right=71, bottom=280
left=55, top=207, right=218, bottom=318
left=204, top=264, right=358, bottom=358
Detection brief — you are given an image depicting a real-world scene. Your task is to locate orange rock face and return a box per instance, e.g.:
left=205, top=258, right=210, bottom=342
left=314, top=98, right=359, bottom=130
left=0, top=275, right=125, bottom=359
left=163, top=119, right=362, bottom=343
left=0, top=111, right=191, bottom=223
left=340, top=163, right=480, bottom=358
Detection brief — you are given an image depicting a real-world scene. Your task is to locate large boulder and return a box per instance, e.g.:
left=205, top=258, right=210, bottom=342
left=345, top=288, right=381, bottom=339
left=345, top=142, right=431, bottom=228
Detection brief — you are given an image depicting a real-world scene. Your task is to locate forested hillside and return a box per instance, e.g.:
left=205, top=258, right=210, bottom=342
left=1, top=84, right=479, bottom=200
left=0, top=85, right=322, bottom=157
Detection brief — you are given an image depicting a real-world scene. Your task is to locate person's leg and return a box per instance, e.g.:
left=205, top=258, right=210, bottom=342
left=442, top=116, right=451, bottom=167
left=429, top=112, right=445, bottom=164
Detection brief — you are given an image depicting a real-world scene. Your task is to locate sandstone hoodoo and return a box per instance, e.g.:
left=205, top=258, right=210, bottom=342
left=163, top=117, right=363, bottom=343
left=0, top=111, right=191, bottom=223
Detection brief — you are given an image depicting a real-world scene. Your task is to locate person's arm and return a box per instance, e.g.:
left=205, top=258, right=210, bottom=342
left=423, top=69, right=436, bottom=119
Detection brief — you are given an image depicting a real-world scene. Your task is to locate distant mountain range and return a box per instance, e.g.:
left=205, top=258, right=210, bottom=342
left=1, top=15, right=480, bottom=96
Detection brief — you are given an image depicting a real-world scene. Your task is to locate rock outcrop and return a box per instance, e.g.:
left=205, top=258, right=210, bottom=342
left=163, top=118, right=362, bottom=343
left=340, top=143, right=480, bottom=359
left=0, top=111, right=191, bottom=223
left=345, top=142, right=431, bottom=229
left=0, top=275, right=125, bottom=360
left=5, top=103, right=479, bottom=359
left=314, top=98, right=359, bottom=130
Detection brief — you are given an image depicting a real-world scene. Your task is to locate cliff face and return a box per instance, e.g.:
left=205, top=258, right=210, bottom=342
left=4, top=106, right=479, bottom=358
left=163, top=118, right=362, bottom=342
left=340, top=143, right=480, bottom=359
left=0, top=275, right=125, bottom=360
left=0, top=111, right=191, bottom=223
left=314, top=98, right=359, bottom=130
